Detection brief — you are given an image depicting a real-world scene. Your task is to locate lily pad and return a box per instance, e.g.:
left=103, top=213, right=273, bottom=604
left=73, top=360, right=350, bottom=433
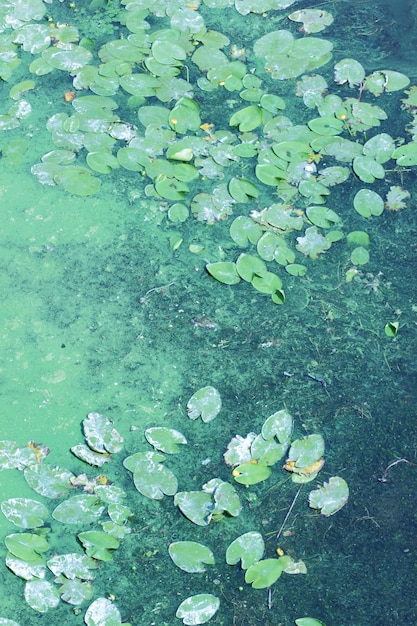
left=56, top=576, right=93, bottom=605
left=206, top=262, right=241, bottom=285
left=353, top=189, right=384, bottom=217
left=144, top=427, right=187, bottom=454
left=261, top=409, right=293, bottom=444
left=353, top=156, right=385, bottom=183
left=70, top=444, right=110, bottom=467
left=306, top=206, right=340, bottom=228
left=127, top=453, right=178, bottom=500
left=230, top=216, right=262, bottom=246
left=54, top=166, right=101, bottom=196
left=350, top=246, right=369, bottom=265
left=245, top=557, right=285, bottom=589
left=308, top=476, right=349, bottom=516
left=224, top=433, right=257, bottom=467
left=47, top=553, right=98, bottom=580
left=24, top=580, right=60, bottom=613
left=176, top=594, right=220, bottom=625
left=83, top=412, right=124, bottom=454
left=168, top=541, right=215, bottom=573
left=187, top=386, right=221, bottom=423
left=5, top=533, right=49, bottom=562
left=296, top=226, right=331, bottom=258
left=232, top=462, right=271, bottom=485
left=334, top=58, right=365, bottom=87
left=5, top=554, right=46, bottom=581
left=52, top=494, right=105, bottom=525
left=288, top=9, right=334, bottom=33
left=24, top=464, right=74, bottom=498
left=203, top=479, right=242, bottom=517
left=77, top=531, right=120, bottom=562
left=84, top=598, right=128, bottom=626
left=174, top=491, right=214, bottom=526
left=226, top=531, right=265, bottom=569
left=1, top=498, right=49, bottom=529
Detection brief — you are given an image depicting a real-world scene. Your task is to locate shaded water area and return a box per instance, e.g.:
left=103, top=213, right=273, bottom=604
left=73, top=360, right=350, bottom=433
left=0, top=0, right=416, bottom=625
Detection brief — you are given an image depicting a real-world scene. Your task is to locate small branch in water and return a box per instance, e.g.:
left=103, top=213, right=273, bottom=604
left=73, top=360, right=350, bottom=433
left=276, top=485, right=303, bottom=541
left=378, top=458, right=416, bottom=483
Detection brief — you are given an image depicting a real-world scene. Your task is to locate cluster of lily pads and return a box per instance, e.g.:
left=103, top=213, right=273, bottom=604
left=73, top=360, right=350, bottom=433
left=0, top=0, right=414, bottom=303
left=0, top=386, right=347, bottom=625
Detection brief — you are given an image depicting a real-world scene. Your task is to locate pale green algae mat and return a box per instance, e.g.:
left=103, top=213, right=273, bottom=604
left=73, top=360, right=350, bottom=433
left=0, top=0, right=417, bottom=624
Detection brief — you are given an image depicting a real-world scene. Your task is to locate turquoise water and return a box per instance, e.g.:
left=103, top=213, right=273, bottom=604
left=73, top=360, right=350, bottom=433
left=0, top=0, right=416, bottom=625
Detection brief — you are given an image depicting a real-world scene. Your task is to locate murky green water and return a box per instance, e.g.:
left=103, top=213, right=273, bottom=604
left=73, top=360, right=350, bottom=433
left=0, top=0, right=416, bottom=625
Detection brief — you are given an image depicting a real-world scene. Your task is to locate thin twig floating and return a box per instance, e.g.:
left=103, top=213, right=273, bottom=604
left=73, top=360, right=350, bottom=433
left=276, top=485, right=303, bottom=541
left=378, top=457, right=416, bottom=483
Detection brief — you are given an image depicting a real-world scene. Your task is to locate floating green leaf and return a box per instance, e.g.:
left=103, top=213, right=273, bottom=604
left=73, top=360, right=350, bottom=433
left=245, top=557, right=285, bottom=588
left=125, top=453, right=178, bottom=500
left=47, top=553, right=98, bottom=580
left=296, top=226, right=331, bottom=258
left=52, top=495, right=105, bottom=525
left=5, top=533, right=49, bottom=562
left=384, top=321, right=399, bottom=337
left=230, top=216, right=262, bottom=246
left=203, top=479, right=242, bottom=517
left=174, top=491, right=214, bottom=526
left=1, top=498, right=49, bottom=529
left=353, top=156, right=385, bottom=183
left=230, top=105, right=263, bottom=132
left=226, top=531, right=264, bottom=569
left=392, top=142, right=417, bottom=166
left=77, top=531, right=120, bottom=562
left=308, top=476, right=349, bottom=516
left=54, top=166, right=101, bottom=196
left=350, top=246, right=369, bottom=265
left=56, top=576, right=93, bottom=605
left=228, top=177, right=259, bottom=203
left=169, top=541, right=215, bottom=573
left=84, top=597, right=129, bottom=626
left=144, top=427, right=187, bottom=454
left=5, top=554, right=46, bottom=581
left=187, top=386, right=221, bottom=422
left=232, top=462, right=271, bottom=485
left=83, top=412, right=124, bottom=454
left=261, top=409, right=293, bottom=443
left=288, top=9, right=334, bottom=33
left=24, top=580, right=60, bottom=613
left=206, top=261, right=241, bottom=285
left=353, top=189, right=384, bottom=217
left=334, top=58, right=365, bottom=87
left=176, top=594, right=220, bottom=625
left=23, top=464, right=74, bottom=498
left=70, top=444, right=110, bottom=467
left=306, top=206, right=340, bottom=228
